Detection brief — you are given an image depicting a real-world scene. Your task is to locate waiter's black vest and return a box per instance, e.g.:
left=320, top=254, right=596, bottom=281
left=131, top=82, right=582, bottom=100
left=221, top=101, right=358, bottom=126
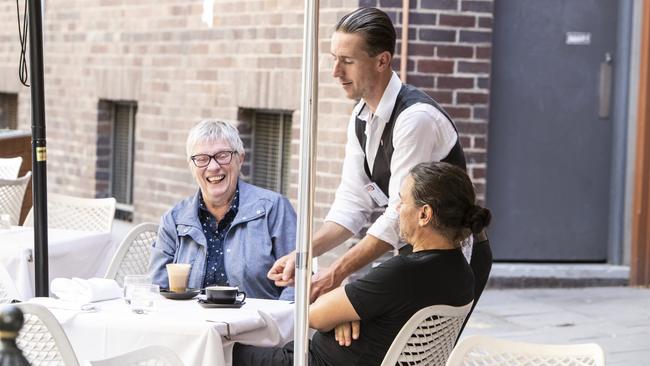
left=355, top=84, right=466, bottom=200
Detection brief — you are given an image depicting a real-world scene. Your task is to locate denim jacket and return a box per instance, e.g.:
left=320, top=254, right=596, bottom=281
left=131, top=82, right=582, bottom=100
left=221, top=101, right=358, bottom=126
left=148, top=180, right=296, bottom=301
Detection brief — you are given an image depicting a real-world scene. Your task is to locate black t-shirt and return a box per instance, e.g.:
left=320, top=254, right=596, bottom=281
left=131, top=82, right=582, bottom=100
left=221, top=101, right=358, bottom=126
left=310, top=248, right=475, bottom=366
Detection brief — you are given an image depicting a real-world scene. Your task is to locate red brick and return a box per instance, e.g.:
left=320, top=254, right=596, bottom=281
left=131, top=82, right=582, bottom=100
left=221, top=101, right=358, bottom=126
left=461, top=1, right=493, bottom=14
left=459, top=136, right=471, bottom=147
left=444, top=106, right=472, bottom=119
left=436, top=45, right=473, bottom=58
left=476, top=46, right=491, bottom=59
left=409, top=13, right=437, bottom=26
left=439, top=14, right=476, bottom=27
left=408, top=43, right=435, bottom=57
left=437, top=76, right=474, bottom=89
left=458, top=61, right=491, bottom=74
left=474, top=136, right=487, bottom=149
left=407, top=74, right=435, bottom=88
left=417, top=59, right=454, bottom=74
left=424, top=90, right=453, bottom=104
left=421, top=0, right=458, bottom=11
left=473, top=106, right=489, bottom=120
left=457, top=92, right=488, bottom=104
left=456, top=121, right=487, bottom=134
left=471, top=166, right=486, bottom=179
left=459, top=30, right=491, bottom=43
left=418, top=28, right=456, bottom=42
left=478, top=16, right=493, bottom=28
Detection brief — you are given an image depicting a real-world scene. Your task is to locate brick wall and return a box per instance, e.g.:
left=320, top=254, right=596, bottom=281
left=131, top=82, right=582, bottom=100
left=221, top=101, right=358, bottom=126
left=0, top=0, right=492, bottom=269
left=365, top=0, right=493, bottom=201
left=0, top=0, right=358, bottom=229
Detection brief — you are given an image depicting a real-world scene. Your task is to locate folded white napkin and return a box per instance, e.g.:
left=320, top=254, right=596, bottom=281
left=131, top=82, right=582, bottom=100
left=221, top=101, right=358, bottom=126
left=51, top=277, right=122, bottom=303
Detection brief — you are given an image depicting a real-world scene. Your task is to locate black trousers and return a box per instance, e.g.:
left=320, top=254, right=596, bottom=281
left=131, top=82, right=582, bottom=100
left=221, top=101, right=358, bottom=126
left=232, top=342, right=325, bottom=366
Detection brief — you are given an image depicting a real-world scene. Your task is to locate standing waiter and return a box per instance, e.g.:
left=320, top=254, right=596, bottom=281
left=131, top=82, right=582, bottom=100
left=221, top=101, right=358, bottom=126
left=268, top=7, right=472, bottom=301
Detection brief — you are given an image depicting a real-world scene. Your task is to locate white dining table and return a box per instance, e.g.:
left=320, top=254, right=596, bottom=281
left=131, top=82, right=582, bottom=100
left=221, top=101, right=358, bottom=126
left=0, top=226, right=114, bottom=299
left=31, top=296, right=295, bottom=366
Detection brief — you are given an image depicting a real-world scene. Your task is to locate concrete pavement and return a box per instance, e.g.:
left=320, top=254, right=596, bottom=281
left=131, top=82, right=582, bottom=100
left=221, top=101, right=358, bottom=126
left=462, top=287, right=650, bottom=366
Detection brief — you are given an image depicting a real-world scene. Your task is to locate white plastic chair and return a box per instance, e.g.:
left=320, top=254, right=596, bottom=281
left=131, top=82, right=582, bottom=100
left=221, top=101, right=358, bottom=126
left=15, top=302, right=81, bottom=366
left=86, top=345, right=184, bottom=366
left=0, top=156, right=23, bottom=179
left=0, top=171, right=32, bottom=226
left=0, top=262, right=21, bottom=303
left=24, top=193, right=116, bottom=232
left=445, top=335, right=605, bottom=366
left=380, top=302, right=474, bottom=366
left=104, top=222, right=159, bottom=286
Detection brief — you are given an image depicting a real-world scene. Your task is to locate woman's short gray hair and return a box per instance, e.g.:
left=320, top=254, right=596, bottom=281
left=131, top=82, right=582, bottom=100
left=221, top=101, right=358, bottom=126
left=186, top=120, right=245, bottom=159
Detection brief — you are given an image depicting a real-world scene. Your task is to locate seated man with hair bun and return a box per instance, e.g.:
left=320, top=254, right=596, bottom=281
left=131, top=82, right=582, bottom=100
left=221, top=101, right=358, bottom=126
left=233, top=161, right=492, bottom=366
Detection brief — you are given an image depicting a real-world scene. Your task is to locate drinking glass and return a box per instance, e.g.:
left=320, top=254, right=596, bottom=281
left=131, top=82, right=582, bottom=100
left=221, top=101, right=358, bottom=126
left=130, top=284, right=160, bottom=314
left=123, top=275, right=151, bottom=304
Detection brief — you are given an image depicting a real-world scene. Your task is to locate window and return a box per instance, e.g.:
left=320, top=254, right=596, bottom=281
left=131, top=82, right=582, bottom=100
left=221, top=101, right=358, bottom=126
left=246, top=110, right=293, bottom=195
left=0, top=93, right=18, bottom=130
left=96, top=100, right=137, bottom=221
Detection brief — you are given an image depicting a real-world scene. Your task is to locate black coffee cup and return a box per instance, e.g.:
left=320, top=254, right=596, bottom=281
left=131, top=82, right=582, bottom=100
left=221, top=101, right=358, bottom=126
left=205, top=286, right=246, bottom=304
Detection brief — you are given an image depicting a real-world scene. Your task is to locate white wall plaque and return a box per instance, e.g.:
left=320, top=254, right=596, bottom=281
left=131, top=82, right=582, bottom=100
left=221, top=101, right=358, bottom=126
left=566, top=32, right=591, bottom=45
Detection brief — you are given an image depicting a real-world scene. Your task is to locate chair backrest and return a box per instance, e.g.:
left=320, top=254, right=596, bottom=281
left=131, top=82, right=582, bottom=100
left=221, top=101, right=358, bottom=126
left=24, top=193, right=116, bottom=232
left=104, top=222, right=159, bottom=286
left=0, top=156, right=23, bottom=179
left=446, top=335, right=605, bottom=366
left=15, top=303, right=80, bottom=366
left=0, top=172, right=32, bottom=226
left=0, top=262, right=22, bottom=303
left=87, top=345, right=185, bottom=366
left=380, top=302, right=474, bottom=366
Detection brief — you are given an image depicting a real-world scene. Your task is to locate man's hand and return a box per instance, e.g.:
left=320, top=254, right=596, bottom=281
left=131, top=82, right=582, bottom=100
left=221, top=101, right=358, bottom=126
left=267, top=251, right=296, bottom=287
left=334, top=321, right=360, bottom=346
left=309, top=268, right=342, bottom=303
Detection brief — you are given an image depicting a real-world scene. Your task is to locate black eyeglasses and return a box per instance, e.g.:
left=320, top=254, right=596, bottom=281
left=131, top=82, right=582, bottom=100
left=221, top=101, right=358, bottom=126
left=190, top=151, right=237, bottom=167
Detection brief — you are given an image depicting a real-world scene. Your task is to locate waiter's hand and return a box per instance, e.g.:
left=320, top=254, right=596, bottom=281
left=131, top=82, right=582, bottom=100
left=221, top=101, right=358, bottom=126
left=334, top=320, right=360, bottom=346
left=309, top=268, right=341, bottom=303
left=268, top=251, right=296, bottom=287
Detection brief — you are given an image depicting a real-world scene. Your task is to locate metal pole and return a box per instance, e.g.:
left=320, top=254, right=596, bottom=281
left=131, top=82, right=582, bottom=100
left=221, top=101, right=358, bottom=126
left=294, top=0, right=319, bottom=365
left=27, top=0, right=49, bottom=297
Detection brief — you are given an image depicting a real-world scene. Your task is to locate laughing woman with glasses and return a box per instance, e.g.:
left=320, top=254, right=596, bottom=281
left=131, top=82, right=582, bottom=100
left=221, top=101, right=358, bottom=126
left=148, top=120, right=297, bottom=300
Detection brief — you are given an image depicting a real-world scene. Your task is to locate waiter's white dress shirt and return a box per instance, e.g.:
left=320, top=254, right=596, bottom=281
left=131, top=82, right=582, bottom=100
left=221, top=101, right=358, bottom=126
left=325, top=72, right=458, bottom=248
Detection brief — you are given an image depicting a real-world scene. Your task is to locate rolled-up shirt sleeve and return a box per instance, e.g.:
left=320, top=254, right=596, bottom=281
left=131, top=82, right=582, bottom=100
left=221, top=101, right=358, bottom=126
left=325, top=108, right=374, bottom=235
left=366, top=104, right=457, bottom=248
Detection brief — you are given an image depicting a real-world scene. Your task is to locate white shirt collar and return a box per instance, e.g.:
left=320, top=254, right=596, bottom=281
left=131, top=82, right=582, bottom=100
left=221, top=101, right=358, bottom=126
left=357, top=71, right=402, bottom=124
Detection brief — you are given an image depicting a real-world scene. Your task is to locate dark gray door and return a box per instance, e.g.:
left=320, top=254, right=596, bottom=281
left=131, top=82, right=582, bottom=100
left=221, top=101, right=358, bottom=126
left=487, top=0, right=617, bottom=261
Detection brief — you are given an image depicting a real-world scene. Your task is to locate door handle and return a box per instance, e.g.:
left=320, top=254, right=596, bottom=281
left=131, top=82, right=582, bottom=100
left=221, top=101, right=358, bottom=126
left=598, top=52, right=612, bottom=119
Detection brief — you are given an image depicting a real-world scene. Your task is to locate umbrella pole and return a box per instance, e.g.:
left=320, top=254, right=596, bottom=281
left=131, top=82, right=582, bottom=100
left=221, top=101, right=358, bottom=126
left=294, top=0, right=319, bottom=365
left=27, top=0, right=49, bottom=297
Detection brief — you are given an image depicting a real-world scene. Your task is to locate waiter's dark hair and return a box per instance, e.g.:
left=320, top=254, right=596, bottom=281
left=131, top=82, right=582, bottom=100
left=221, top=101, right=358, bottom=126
left=335, top=7, right=396, bottom=57
left=409, top=162, right=491, bottom=244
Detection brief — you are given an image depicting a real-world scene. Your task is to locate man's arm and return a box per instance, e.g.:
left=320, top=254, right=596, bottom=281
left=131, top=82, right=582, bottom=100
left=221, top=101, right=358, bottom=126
left=309, top=233, right=392, bottom=302
left=309, top=286, right=360, bottom=332
left=267, top=221, right=354, bottom=287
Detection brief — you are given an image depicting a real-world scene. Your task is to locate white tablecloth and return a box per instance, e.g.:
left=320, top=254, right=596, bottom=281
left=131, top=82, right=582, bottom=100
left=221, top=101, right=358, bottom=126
left=33, top=297, right=295, bottom=366
left=0, top=226, right=114, bottom=299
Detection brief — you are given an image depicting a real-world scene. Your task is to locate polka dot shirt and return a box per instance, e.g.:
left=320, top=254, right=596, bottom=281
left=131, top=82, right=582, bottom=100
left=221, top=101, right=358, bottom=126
left=198, top=188, right=239, bottom=288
